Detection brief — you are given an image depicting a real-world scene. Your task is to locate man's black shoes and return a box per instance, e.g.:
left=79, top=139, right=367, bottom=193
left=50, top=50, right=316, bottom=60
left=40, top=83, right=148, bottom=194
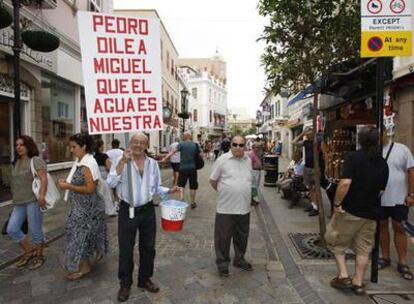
left=218, top=269, right=229, bottom=277
left=138, top=279, right=160, bottom=293
left=233, top=260, right=253, bottom=271
left=117, top=286, right=130, bottom=302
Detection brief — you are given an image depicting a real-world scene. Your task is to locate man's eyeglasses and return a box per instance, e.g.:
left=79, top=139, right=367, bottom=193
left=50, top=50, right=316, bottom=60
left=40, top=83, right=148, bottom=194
left=231, top=143, right=245, bottom=148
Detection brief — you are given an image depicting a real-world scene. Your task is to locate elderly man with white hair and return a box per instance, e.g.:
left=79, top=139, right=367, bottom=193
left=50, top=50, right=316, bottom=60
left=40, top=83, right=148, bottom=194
left=162, top=131, right=201, bottom=209
left=107, top=132, right=178, bottom=302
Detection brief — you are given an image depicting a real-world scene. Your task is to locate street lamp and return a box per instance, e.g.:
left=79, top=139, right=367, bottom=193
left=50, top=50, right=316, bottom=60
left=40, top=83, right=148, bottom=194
left=178, top=88, right=189, bottom=133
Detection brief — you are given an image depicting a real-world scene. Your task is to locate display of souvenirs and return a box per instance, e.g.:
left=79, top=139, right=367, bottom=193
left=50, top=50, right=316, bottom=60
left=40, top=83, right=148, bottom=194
left=325, top=128, right=356, bottom=180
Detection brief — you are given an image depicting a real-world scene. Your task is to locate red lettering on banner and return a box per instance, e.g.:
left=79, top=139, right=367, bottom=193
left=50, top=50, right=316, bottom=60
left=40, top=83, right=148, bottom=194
left=97, top=79, right=129, bottom=94
left=153, top=114, right=161, bottom=128
left=93, top=98, right=103, bottom=113
left=97, top=37, right=135, bottom=54
left=94, top=97, right=159, bottom=113
left=93, top=58, right=151, bottom=74
left=89, top=115, right=162, bottom=132
left=148, top=97, right=157, bottom=111
left=131, top=79, right=152, bottom=94
left=137, top=40, right=147, bottom=55
left=139, top=20, right=148, bottom=35
left=92, top=15, right=103, bottom=32
left=92, top=15, right=148, bottom=35
left=143, top=115, right=151, bottom=129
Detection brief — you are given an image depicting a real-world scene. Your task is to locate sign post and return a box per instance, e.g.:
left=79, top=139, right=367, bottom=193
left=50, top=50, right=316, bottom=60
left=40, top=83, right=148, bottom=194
left=78, top=12, right=162, bottom=218
left=361, top=0, right=412, bottom=283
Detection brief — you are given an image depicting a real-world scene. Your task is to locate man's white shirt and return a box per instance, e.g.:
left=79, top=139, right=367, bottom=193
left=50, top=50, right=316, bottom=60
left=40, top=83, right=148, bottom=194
left=210, top=151, right=252, bottom=215
left=107, top=156, right=168, bottom=207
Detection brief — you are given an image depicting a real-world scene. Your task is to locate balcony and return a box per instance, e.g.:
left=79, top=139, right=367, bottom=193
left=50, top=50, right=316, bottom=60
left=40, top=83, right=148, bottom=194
left=23, top=0, right=57, bottom=9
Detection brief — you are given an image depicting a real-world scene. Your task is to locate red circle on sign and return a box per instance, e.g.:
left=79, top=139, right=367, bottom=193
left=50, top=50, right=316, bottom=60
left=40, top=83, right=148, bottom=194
left=368, top=36, right=383, bottom=52
left=367, top=0, right=383, bottom=14
left=390, top=0, right=405, bottom=14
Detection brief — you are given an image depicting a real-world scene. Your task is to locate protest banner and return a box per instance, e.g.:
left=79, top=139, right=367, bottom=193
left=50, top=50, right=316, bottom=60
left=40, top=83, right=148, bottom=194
left=78, top=12, right=162, bottom=134
left=78, top=12, right=162, bottom=218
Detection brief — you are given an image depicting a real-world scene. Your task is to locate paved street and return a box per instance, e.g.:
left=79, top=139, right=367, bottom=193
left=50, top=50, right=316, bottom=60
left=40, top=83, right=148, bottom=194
left=0, top=161, right=301, bottom=304
left=1, top=159, right=414, bottom=304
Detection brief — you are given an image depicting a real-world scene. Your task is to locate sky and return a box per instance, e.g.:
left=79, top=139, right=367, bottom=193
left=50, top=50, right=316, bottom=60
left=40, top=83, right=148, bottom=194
left=113, top=0, right=268, bottom=118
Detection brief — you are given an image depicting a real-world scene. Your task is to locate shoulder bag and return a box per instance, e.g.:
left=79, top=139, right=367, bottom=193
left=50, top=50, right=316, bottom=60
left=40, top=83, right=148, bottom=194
left=30, top=158, right=61, bottom=211
left=195, top=143, right=204, bottom=170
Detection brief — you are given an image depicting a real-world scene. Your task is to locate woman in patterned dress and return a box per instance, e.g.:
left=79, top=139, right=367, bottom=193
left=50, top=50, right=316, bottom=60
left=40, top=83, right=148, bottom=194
left=58, top=134, right=108, bottom=281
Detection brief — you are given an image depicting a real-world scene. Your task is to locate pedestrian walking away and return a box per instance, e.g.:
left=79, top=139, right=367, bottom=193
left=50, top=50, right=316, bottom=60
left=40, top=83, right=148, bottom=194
left=168, top=139, right=180, bottom=187
left=107, top=132, right=178, bottom=302
left=58, top=133, right=109, bottom=281
left=210, top=134, right=254, bottom=277
left=248, top=142, right=262, bottom=206
left=220, top=134, right=231, bottom=154
left=378, top=130, right=414, bottom=280
left=6, top=135, right=48, bottom=270
left=106, top=139, right=124, bottom=164
left=213, top=140, right=221, bottom=160
left=325, top=126, right=389, bottom=296
left=161, top=131, right=201, bottom=209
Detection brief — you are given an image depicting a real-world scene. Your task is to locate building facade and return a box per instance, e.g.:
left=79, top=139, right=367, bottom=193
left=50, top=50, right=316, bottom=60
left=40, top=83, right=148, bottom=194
left=227, top=107, right=255, bottom=135
left=391, top=55, right=414, bottom=152
left=179, top=53, right=227, bottom=140
left=0, top=0, right=114, bottom=203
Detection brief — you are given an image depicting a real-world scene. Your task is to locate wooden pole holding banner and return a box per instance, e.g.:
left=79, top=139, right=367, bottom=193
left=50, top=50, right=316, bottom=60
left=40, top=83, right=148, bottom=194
left=125, top=133, right=135, bottom=219
left=371, top=57, right=385, bottom=283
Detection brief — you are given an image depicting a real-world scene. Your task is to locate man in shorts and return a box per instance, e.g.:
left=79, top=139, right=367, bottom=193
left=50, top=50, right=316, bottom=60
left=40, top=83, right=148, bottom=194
left=162, top=132, right=200, bottom=209
left=378, top=132, right=414, bottom=280
left=293, top=127, right=319, bottom=216
left=325, top=127, right=388, bottom=295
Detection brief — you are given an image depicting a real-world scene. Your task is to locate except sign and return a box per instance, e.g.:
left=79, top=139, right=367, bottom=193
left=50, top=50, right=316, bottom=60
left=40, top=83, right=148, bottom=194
left=77, top=12, right=162, bottom=134
left=361, top=0, right=412, bottom=57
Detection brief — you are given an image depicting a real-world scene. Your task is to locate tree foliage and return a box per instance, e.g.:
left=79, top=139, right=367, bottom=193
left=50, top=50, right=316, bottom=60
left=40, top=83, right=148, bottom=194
left=258, top=0, right=360, bottom=94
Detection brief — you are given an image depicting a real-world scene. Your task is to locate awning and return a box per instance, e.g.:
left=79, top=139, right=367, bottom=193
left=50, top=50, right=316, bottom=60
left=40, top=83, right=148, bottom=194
left=287, top=84, right=314, bottom=107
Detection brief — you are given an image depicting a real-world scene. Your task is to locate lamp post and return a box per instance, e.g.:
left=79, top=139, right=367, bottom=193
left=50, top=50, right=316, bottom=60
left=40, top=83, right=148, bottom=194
left=179, top=88, right=189, bottom=133
left=12, top=0, right=22, bottom=141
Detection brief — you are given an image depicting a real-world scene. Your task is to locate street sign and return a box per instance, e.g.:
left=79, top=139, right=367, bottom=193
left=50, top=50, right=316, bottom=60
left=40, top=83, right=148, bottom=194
left=361, top=0, right=412, bottom=57
left=77, top=12, right=162, bottom=134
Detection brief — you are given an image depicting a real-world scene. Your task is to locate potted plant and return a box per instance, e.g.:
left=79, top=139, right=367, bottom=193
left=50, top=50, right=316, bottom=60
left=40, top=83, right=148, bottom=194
left=0, top=1, right=12, bottom=29
left=22, top=30, right=60, bottom=52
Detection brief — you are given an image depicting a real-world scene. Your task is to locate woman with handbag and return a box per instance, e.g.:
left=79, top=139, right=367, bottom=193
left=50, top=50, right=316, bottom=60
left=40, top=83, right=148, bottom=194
left=58, top=133, right=108, bottom=281
left=7, top=135, right=47, bottom=270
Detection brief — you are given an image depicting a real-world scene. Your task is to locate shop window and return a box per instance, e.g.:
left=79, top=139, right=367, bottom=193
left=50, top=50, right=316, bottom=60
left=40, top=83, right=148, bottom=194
left=88, top=0, right=102, bottom=12
left=41, top=74, right=76, bottom=163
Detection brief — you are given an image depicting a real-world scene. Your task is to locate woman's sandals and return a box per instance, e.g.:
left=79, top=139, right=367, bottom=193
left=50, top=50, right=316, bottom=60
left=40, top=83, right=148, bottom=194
left=29, top=255, right=45, bottom=270
left=16, top=251, right=36, bottom=268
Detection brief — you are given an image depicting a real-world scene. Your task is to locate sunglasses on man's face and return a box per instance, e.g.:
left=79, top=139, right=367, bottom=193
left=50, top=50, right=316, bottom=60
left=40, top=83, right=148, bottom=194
left=231, top=143, right=245, bottom=148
